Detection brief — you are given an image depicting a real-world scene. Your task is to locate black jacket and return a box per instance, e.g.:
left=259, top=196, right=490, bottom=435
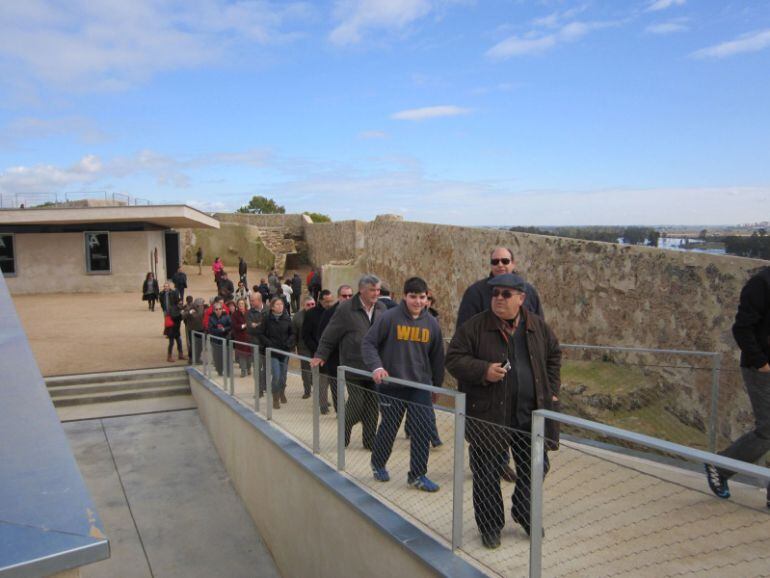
left=160, top=289, right=182, bottom=318
left=292, top=274, right=302, bottom=295
left=142, top=279, right=159, bottom=297
left=302, top=303, right=326, bottom=354
left=456, top=274, right=544, bottom=330
left=733, top=267, right=770, bottom=369
left=259, top=311, right=296, bottom=359
left=172, top=271, right=187, bottom=290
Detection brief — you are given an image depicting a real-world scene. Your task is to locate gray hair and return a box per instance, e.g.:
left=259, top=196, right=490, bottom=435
left=358, top=274, right=381, bottom=290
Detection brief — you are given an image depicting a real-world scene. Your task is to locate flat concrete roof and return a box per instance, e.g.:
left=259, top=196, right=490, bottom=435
left=0, top=205, right=220, bottom=229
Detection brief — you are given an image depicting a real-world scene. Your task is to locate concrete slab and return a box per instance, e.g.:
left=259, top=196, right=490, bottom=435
left=57, top=394, right=197, bottom=422
left=64, top=410, right=281, bottom=578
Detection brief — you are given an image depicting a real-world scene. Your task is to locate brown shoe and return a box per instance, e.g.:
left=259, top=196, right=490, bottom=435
left=167, top=355, right=174, bottom=363
left=273, top=397, right=281, bottom=409
left=280, top=391, right=287, bottom=403
left=178, top=354, right=186, bottom=361
left=501, top=464, right=517, bottom=483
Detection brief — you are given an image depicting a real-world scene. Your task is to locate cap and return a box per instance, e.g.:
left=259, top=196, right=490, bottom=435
left=487, top=273, right=526, bottom=292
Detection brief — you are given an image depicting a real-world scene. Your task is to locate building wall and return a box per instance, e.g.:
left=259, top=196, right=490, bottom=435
left=304, top=220, right=365, bottom=266
left=5, top=230, right=165, bottom=294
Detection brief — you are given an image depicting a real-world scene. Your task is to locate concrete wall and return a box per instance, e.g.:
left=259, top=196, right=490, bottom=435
left=304, top=220, right=365, bottom=266
left=215, top=212, right=309, bottom=236
left=190, top=378, right=448, bottom=578
left=5, top=230, right=165, bottom=294
left=179, top=223, right=274, bottom=270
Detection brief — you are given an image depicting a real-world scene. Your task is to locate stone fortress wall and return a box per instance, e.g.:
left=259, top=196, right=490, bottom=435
left=304, top=216, right=768, bottom=440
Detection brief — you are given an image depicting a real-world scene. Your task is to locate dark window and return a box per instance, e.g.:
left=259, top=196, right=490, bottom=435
left=85, top=232, right=110, bottom=273
left=0, top=234, right=15, bottom=275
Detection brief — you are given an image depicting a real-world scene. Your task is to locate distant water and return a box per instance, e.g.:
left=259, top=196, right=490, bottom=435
left=644, top=237, right=726, bottom=255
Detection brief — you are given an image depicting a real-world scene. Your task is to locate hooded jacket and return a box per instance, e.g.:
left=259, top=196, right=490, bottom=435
left=362, top=301, right=445, bottom=388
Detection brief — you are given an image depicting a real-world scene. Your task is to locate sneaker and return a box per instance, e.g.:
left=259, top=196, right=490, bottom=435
left=372, top=466, right=390, bottom=482
left=408, top=475, right=440, bottom=492
left=704, top=463, right=730, bottom=499
left=481, top=531, right=501, bottom=550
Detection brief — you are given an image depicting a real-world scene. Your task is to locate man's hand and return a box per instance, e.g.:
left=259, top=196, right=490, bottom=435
left=310, top=357, right=325, bottom=368
left=759, top=363, right=770, bottom=373
left=485, top=362, right=507, bottom=383
left=372, top=368, right=389, bottom=384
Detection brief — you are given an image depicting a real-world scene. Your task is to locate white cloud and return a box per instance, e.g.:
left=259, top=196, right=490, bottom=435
left=691, top=28, right=770, bottom=59
left=646, top=0, right=686, bottom=12
left=329, top=0, right=432, bottom=45
left=0, top=116, right=108, bottom=148
left=0, top=0, right=310, bottom=91
left=0, top=148, right=271, bottom=194
left=391, top=105, right=471, bottom=121
left=645, top=19, right=688, bottom=35
left=487, top=20, right=615, bottom=59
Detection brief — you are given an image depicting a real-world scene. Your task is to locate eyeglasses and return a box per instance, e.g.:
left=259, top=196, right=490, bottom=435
left=490, top=258, right=512, bottom=266
left=491, top=288, right=520, bottom=299
left=340, top=293, right=353, bottom=299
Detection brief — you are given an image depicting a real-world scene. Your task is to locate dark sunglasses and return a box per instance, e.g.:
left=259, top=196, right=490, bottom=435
left=340, top=294, right=353, bottom=299
left=491, top=288, right=518, bottom=299
left=490, top=258, right=512, bottom=266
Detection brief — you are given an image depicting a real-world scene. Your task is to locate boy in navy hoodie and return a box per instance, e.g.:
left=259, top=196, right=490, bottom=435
left=362, top=277, right=445, bottom=492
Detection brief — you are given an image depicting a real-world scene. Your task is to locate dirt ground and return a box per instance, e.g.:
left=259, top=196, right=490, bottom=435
left=14, top=265, right=309, bottom=376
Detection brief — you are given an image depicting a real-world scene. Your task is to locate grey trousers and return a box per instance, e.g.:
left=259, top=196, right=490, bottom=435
left=718, top=367, right=770, bottom=478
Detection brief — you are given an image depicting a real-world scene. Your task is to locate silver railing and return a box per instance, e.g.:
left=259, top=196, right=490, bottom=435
left=336, top=365, right=467, bottom=550
left=529, top=410, right=770, bottom=578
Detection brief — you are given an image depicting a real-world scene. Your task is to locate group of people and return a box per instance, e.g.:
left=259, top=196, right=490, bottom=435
left=141, top=245, right=770, bottom=549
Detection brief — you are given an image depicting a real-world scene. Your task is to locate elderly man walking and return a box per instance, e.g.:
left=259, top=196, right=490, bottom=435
left=312, top=275, right=385, bottom=450
left=446, top=274, right=561, bottom=549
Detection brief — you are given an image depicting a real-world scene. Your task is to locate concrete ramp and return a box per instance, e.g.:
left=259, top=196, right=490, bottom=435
left=65, top=410, right=280, bottom=578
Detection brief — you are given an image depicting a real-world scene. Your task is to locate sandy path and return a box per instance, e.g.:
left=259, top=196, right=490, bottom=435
left=13, top=265, right=309, bottom=376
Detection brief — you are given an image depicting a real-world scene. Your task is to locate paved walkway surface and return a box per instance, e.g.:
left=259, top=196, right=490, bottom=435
left=64, top=410, right=281, bottom=578
left=13, top=265, right=307, bottom=376
left=203, top=362, right=770, bottom=578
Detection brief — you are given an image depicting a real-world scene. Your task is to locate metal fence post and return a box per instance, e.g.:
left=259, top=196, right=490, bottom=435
left=529, top=414, right=546, bottom=578
left=204, top=334, right=210, bottom=378
left=452, top=393, right=466, bottom=550
left=708, top=354, right=721, bottom=453
left=266, top=349, right=273, bottom=420
left=191, top=331, right=198, bottom=365
left=312, top=364, right=320, bottom=454
left=337, top=366, right=347, bottom=471
left=228, top=340, right=235, bottom=395
left=253, top=348, right=261, bottom=413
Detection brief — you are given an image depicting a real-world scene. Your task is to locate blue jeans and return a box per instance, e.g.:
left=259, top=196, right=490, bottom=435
left=372, top=385, right=432, bottom=479
left=270, top=356, right=288, bottom=394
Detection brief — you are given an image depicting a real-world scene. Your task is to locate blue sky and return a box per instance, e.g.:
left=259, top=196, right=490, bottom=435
left=0, top=0, right=768, bottom=225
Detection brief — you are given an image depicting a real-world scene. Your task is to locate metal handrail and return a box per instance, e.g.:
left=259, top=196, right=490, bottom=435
left=528, top=409, right=770, bottom=578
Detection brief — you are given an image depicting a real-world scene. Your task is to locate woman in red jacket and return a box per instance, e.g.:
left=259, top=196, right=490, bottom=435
left=231, top=298, right=253, bottom=377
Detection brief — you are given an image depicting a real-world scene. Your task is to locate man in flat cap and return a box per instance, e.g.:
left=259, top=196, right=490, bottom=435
left=446, top=274, right=561, bottom=549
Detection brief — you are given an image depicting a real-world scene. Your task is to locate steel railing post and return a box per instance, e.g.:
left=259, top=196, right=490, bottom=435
left=266, top=349, right=273, bottom=420
left=529, top=413, right=545, bottom=578
left=452, top=393, right=466, bottom=550
left=312, top=364, right=320, bottom=454
left=337, top=366, right=347, bottom=471
left=228, top=340, right=235, bottom=395
left=253, top=347, right=261, bottom=413
left=708, top=354, right=721, bottom=453
left=191, top=331, right=197, bottom=365
left=204, top=334, right=211, bottom=378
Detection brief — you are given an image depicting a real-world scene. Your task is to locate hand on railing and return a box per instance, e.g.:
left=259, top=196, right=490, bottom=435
left=372, top=368, right=389, bottom=384
left=310, top=357, right=325, bottom=368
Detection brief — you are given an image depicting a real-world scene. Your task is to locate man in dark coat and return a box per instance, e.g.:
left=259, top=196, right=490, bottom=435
left=292, top=295, right=316, bottom=399
left=218, top=271, right=234, bottom=301
left=172, top=266, right=188, bottom=302
left=238, top=257, right=248, bottom=288
left=303, top=289, right=336, bottom=413
left=446, top=274, right=560, bottom=549
left=706, top=267, right=770, bottom=508
left=291, top=272, right=302, bottom=313
left=456, top=246, right=544, bottom=483
left=312, top=276, right=385, bottom=450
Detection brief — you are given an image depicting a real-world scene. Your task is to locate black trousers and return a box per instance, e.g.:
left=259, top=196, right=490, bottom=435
left=344, top=377, right=379, bottom=450
left=469, top=428, right=550, bottom=535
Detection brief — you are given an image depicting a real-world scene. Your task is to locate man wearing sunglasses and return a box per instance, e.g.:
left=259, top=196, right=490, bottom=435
left=456, top=246, right=544, bottom=483
left=446, top=273, right=561, bottom=549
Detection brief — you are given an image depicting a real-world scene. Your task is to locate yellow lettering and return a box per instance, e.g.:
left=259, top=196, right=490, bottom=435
left=396, top=325, right=411, bottom=340
left=421, top=328, right=429, bottom=342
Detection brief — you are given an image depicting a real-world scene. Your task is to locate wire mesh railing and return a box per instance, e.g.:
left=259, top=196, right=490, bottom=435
left=529, top=410, right=770, bottom=578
